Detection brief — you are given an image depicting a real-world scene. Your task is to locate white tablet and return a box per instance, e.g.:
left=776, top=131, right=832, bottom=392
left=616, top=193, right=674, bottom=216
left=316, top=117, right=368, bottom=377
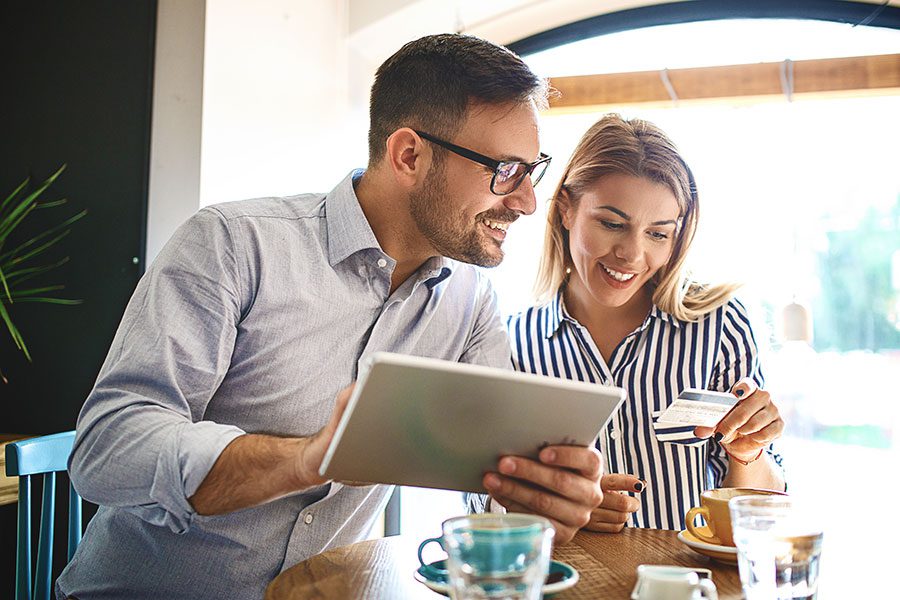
left=319, top=352, right=626, bottom=493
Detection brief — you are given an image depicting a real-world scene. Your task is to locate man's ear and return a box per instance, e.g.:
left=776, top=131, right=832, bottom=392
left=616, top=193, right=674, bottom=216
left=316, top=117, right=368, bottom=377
left=557, top=188, right=574, bottom=230
left=384, top=128, right=429, bottom=190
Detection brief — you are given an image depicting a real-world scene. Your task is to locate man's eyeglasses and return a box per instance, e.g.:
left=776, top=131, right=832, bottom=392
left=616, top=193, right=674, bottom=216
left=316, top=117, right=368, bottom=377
left=414, top=130, right=551, bottom=196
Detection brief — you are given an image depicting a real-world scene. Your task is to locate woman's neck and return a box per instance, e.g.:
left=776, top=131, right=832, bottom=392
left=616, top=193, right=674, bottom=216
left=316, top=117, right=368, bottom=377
left=562, top=277, right=654, bottom=358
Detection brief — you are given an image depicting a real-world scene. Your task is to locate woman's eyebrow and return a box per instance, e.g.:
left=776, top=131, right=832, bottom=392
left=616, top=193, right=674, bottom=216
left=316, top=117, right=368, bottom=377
left=593, top=205, right=630, bottom=219
left=593, top=205, right=677, bottom=227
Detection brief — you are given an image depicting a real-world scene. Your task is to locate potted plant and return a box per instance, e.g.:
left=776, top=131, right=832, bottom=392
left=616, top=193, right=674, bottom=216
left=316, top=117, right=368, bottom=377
left=0, top=165, right=86, bottom=384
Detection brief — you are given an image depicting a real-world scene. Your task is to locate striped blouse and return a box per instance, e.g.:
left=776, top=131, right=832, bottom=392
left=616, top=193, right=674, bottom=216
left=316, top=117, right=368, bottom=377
left=507, top=290, right=785, bottom=531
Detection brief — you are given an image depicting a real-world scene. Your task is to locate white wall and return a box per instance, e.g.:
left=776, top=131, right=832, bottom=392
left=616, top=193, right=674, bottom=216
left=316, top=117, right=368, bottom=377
left=146, top=0, right=206, bottom=265
left=146, top=0, right=660, bottom=261
left=200, top=0, right=362, bottom=206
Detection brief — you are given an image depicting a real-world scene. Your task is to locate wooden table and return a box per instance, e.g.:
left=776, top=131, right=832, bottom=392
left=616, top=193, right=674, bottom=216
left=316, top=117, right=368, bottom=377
left=266, top=529, right=742, bottom=599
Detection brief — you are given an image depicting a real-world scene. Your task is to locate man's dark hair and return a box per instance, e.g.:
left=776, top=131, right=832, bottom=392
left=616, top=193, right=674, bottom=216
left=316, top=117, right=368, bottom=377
left=367, top=33, right=548, bottom=165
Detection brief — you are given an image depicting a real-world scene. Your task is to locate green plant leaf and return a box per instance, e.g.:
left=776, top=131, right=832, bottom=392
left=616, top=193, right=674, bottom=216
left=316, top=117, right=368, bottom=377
left=8, top=284, right=66, bottom=297
left=0, top=178, right=29, bottom=214
left=0, top=203, right=39, bottom=245
left=0, top=164, right=66, bottom=238
left=0, top=209, right=86, bottom=264
left=35, top=198, right=68, bottom=209
left=5, top=229, right=72, bottom=268
left=9, top=297, right=82, bottom=305
left=0, top=265, right=10, bottom=302
left=0, top=164, right=76, bottom=369
left=2, top=257, right=70, bottom=287
left=0, top=300, right=30, bottom=361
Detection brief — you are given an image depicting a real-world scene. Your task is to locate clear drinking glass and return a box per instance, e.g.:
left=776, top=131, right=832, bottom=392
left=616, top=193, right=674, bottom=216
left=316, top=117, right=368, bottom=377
left=729, top=495, right=823, bottom=600
left=442, top=513, right=554, bottom=600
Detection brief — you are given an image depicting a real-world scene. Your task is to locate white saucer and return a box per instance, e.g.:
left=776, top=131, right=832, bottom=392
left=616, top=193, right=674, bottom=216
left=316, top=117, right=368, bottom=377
left=677, top=529, right=738, bottom=564
left=414, top=560, right=579, bottom=597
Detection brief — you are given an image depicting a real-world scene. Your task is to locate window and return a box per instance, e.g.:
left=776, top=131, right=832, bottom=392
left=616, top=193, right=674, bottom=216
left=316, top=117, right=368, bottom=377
left=400, top=19, right=900, bottom=598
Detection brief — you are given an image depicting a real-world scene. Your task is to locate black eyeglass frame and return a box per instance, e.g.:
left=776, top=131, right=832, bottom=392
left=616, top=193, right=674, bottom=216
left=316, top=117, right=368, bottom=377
left=413, top=130, right=551, bottom=196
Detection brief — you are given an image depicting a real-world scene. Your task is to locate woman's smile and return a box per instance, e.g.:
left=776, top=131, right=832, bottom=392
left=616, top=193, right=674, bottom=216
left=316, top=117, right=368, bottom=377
left=597, top=261, right=642, bottom=289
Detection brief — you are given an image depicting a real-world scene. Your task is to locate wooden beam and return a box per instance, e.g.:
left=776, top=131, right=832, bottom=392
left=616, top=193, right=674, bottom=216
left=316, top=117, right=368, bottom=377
left=547, top=53, right=900, bottom=110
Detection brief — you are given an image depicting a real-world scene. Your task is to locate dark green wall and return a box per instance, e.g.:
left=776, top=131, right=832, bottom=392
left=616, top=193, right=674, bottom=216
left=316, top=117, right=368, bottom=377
left=1, top=0, right=158, bottom=594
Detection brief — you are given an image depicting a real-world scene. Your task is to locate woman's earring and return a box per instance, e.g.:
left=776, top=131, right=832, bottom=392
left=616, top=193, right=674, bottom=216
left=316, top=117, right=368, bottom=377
left=565, top=267, right=572, bottom=275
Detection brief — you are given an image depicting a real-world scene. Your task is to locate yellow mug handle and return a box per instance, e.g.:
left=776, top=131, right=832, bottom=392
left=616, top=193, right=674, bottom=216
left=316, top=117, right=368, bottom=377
left=685, top=506, right=722, bottom=545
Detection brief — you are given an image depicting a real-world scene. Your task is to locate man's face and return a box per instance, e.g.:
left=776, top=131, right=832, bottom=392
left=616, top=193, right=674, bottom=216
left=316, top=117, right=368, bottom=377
left=409, top=101, right=542, bottom=267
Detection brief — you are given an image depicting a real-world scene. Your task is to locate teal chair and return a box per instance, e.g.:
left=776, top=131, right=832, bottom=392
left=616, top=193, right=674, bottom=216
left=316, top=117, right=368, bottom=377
left=5, top=431, right=82, bottom=600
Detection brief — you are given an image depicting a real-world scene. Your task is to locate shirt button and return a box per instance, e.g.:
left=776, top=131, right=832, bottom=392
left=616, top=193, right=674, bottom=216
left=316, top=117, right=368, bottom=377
left=304, top=513, right=314, bottom=525
left=610, top=430, right=620, bottom=440
left=376, top=258, right=387, bottom=268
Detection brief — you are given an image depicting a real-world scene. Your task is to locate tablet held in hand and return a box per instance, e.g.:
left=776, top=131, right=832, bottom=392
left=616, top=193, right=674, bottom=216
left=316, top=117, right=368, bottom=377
left=319, top=352, right=626, bottom=493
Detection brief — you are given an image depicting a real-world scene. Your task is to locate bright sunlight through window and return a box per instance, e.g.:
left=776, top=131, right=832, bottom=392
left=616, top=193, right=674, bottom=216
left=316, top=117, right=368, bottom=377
left=404, top=19, right=900, bottom=599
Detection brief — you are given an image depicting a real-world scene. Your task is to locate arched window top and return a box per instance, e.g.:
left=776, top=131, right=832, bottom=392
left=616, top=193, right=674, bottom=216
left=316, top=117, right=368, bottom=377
left=523, top=18, right=900, bottom=78
left=509, top=0, right=900, bottom=59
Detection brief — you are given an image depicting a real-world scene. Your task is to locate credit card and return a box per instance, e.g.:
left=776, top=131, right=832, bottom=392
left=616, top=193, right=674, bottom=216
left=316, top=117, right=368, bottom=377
left=655, top=388, right=739, bottom=427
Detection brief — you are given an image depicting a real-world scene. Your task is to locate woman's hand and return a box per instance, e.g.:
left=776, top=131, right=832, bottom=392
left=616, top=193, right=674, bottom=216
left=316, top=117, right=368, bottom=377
left=694, top=378, right=784, bottom=463
left=582, top=473, right=643, bottom=533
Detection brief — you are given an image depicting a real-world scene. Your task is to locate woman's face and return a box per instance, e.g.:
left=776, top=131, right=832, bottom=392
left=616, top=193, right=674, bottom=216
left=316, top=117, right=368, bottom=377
left=561, top=173, right=681, bottom=311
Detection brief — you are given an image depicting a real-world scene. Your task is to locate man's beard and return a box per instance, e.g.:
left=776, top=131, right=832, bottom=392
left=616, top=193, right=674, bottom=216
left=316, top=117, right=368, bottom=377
left=409, top=166, right=512, bottom=268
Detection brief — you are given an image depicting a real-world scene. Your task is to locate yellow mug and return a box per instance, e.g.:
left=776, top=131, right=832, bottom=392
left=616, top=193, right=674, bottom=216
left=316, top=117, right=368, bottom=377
left=685, top=488, right=787, bottom=547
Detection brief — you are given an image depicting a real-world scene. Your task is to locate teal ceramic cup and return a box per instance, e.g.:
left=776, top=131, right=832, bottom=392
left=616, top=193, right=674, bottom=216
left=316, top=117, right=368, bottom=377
left=418, top=513, right=554, bottom=599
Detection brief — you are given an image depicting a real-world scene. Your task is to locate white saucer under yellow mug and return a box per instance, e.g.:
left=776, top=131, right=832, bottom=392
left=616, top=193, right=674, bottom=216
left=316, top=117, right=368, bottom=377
left=677, top=527, right=738, bottom=564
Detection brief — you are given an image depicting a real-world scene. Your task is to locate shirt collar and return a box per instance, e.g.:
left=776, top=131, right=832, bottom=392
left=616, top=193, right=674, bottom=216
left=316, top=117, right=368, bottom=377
left=546, top=289, right=569, bottom=339
left=546, top=286, right=681, bottom=339
left=422, top=259, right=453, bottom=289
left=326, top=170, right=455, bottom=288
left=649, top=304, right=682, bottom=328
left=326, top=169, right=382, bottom=267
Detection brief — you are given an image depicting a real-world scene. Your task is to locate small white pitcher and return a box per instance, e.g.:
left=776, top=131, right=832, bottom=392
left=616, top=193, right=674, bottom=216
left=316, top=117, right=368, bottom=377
left=636, top=566, right=718, bottom=600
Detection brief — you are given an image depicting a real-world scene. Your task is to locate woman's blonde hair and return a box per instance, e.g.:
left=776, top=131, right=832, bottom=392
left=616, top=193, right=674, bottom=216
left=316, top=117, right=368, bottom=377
left=534, top=114, right=737, bottom=322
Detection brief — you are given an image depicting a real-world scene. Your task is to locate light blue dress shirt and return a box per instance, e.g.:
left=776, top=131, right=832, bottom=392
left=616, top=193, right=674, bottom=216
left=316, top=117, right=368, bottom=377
left=57, top=171, right=511, bottom=600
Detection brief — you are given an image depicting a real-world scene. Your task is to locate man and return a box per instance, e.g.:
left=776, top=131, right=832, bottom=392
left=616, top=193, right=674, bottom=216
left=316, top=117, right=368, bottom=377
left=58, top=34, right=603, bottom=600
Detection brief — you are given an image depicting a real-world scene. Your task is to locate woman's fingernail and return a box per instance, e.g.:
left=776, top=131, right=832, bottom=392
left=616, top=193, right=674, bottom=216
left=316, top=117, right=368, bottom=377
left=542, top=449, right=556, bottom=463
left=634, top=481, right=645, bottom=492
left=714, top=432, right=724, bottom=442
left=485, top=474, right=500, bottom=489
left=735, top=389, right=745, bottom=397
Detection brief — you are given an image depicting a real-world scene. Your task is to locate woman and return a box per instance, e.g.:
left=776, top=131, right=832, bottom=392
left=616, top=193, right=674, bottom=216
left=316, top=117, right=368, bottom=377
left=505, top=114, right=785, bottom=533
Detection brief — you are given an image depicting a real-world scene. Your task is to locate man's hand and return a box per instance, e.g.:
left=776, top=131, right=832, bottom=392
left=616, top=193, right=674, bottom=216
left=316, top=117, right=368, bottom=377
left=583, top=473, right=643, bottom=533
left=482, top=445, right=603, bottom=544
left=190, top=383, right=355, bottom=516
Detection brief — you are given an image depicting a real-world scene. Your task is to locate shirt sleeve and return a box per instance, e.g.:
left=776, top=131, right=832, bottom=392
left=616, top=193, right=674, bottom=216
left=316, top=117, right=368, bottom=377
left=459, top=274, right=512, bottom=512
left=706, top=299, right=786, bottom=488
left=68, top=207, right=248, bottom=534
left=465, top=492, right=489, bottom=513
left=458, top=273, right=513, bottom=371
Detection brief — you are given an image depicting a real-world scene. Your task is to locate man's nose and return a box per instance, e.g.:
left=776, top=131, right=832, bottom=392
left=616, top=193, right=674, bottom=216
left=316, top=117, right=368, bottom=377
left=502, top=177, right=537, bottom=216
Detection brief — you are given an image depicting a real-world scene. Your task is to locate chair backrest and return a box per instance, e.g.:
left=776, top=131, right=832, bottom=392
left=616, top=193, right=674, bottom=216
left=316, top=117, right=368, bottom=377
left=5, top=431, right=82, bottom=600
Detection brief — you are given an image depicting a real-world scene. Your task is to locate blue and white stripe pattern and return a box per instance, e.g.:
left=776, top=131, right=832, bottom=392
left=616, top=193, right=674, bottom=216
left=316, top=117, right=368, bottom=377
left=507, top=290, right=784, bottom=531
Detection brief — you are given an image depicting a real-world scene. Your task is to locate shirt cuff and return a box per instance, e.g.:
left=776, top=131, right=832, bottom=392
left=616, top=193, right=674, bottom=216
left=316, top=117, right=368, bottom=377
left=148, top=421, right=245, bottom=533
left=487, top=496, right=508, bottom=514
